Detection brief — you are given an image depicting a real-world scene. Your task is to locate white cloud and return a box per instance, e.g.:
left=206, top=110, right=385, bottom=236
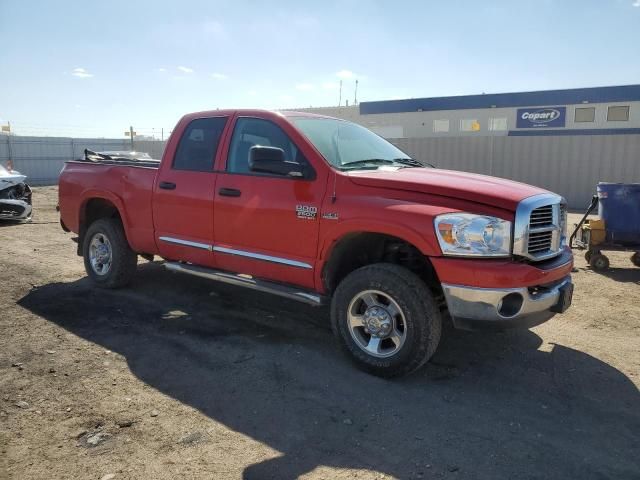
left=633, top=0, right=640, bottom=6
left=72, top=67, right=93, bottom=78
left=279, top=94, right=294, bottom=102
left=295, top=83, right=315, bottom=91
left=210, top=72, right=228, bottom=80
left=157, top=67, right=167, bottom=73
left=177, top=66, right=194, bottom=74
left=336, top=69, right=355, bottom=79
left=322, top=81, right=340, bottom=90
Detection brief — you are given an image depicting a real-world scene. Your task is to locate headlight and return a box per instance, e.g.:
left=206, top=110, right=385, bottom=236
left=435, top=214, right=511, bottom=257
left=559, top=203, right=568, bottom=247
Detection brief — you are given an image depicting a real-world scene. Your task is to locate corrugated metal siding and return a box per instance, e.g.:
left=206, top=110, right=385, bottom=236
left=2, top=134, right=638, bottom=208
left=0, top=136, right=166, bottom=185
left=390, top=134, right=640, bottom=208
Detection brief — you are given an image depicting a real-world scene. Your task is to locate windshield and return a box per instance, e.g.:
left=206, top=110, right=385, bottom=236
left=290, top=117, right=422, bottom=170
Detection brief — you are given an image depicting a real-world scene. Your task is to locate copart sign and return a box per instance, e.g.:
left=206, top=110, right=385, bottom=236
left=516, top=106, right=566, bottom=128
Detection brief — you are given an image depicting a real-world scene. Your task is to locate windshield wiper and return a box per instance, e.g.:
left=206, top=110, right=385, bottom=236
left=391, top=157, right=426, bottom=167
left=341, top=158, right=395, bottom=167
left=341, top=158, right=429, bottom=170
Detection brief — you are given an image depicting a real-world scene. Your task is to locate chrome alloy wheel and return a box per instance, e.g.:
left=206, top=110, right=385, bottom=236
left=89, top=232, right=113, bottom=276
left=347, top=290, right=407, bottom=358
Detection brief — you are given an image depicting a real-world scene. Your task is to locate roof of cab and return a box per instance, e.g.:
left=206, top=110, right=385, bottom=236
left=180, top=109, right=340, bottom=121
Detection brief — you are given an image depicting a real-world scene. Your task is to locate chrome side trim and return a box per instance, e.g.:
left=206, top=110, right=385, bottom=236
left=164, top=262, right=325, bottom=306
left=212, top=246, right=313, bottom=269
left=158, top=237, right=314, bottom=269
left=513, top=193, right=564, bottom=261
left=158, top=236, right=212, bottom=251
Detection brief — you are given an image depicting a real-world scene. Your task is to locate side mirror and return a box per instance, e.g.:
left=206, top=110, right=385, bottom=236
left=249, top=145, right=304, bottom=178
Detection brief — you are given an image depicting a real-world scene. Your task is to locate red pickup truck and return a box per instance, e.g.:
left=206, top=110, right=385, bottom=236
left=58, top=109, right=573, bottom=377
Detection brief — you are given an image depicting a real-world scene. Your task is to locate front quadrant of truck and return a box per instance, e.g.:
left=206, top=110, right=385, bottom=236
left=58, top=109, right=573, bottom=377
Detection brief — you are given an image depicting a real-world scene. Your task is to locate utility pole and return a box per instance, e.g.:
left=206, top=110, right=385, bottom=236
left=161, top=128, right=164, bottom=142
left=6, top=122, right=13, bottom=171
left=129, top=126, right=134, bottom=150
left=338, top=80, right=342, bottom=107
left=354, top=79, right=359, bottom=106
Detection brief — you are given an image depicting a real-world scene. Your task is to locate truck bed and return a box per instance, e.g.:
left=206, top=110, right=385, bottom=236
left=72, top=157, right=161, bottom=168
left=58, top=159, right=159, bottom=254
left=77, top=149, right=161, bottom=169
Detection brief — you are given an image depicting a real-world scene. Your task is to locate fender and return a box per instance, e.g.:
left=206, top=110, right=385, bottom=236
left=78, top=188, right=133, bottom=246
left=318, top=219, right=441, bottom=261
left=314, top=218, right=443, bottom=291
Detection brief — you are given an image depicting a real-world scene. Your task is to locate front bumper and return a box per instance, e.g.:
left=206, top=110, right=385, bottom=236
left=442, top=276, right=573, bottom=330
left=0, top=199, right=32, bottom=220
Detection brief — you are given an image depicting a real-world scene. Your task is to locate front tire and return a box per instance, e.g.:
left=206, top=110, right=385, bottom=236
left=331, top=263, right=442, bottom=378
left=83, top=218, right=137, bottom=288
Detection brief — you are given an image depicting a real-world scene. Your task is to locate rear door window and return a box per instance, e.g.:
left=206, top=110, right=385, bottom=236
left=173, top=117, right=227, bottom=172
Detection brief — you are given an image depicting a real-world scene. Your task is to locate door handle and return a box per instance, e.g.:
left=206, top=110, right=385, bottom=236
left=159, top=181, right=176, bottom=190
left=219, top=187, right=241, bottom=197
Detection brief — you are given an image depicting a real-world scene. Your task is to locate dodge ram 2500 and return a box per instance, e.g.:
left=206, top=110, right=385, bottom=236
left=58, top=109, right=574, bottom=377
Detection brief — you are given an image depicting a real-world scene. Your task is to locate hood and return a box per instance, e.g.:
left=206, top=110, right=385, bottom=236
left=346, top=167, right=548, bottom=210
left=0, top=165, right=27, bottom=190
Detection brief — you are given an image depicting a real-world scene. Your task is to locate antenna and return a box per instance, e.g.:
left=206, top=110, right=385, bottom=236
left=338, top=80, right=342, bottom=107
left=354, top=79, right=358, bottom=105
left=331, top=170, right=337, bottom=203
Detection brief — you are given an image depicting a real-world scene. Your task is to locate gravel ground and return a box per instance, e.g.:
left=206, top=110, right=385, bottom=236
left=1, top=186, right=639, bottom=480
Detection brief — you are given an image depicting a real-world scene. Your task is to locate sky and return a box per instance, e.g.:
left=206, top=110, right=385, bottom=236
left=1, top=0, right=639, bottom=138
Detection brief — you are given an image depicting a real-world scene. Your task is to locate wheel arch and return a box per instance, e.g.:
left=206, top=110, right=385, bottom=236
left=320, top=230, right=442, bottom=296
left=77, top=191, right=130, bottom=256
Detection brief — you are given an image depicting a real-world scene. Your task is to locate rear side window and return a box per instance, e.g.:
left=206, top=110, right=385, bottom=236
left=173, top=117, right=227, bottom=171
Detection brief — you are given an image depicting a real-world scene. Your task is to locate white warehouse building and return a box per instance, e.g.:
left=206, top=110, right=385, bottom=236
left=300, top=84, right=640, bottom=207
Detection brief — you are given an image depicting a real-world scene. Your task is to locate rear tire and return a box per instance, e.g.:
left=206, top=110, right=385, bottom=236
left=584, top=250, right=592, bottom=263
left=83, top=218, right=137, bottom=288
left=330, top=263, right=442, bottom=378
left=589, top=253, right=609, bottom=271
left=631, top=252, right=640, bottom=268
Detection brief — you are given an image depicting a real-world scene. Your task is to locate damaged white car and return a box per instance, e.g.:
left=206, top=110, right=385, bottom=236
left=0, top=164, right=32, bottom=221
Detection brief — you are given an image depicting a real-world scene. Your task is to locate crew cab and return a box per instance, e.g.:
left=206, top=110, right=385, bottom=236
left=58, top=109, right=573, bottom=377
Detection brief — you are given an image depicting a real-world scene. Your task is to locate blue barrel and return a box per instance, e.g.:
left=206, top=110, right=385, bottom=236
left=597, top=183, right=640, bottom=245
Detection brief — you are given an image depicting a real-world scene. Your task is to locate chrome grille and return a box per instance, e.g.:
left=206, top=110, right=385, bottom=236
left=528, top=230, right=553, bottom=253
left=527, top=205, right=554, bottom=254
left=529, top=205, right=553, bottom=228
left=513, top=193, right=565, bottom=261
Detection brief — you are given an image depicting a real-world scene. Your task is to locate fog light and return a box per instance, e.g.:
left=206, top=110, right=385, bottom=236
left=498, top=293, right=523, bottom=317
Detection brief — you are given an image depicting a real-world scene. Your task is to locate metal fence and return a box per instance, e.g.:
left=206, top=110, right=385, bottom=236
left=0, top=135, right=167, bottom=185
left=2, top=133, right=639, bottom=208
left=391, top=134, right=640, bottom=208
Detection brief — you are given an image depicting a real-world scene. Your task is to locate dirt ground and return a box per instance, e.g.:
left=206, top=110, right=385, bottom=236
left=1, top=186, right=638, bottom=480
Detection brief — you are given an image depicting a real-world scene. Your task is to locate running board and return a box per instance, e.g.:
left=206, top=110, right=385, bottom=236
left=164, top=262, right=326, bottom=306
